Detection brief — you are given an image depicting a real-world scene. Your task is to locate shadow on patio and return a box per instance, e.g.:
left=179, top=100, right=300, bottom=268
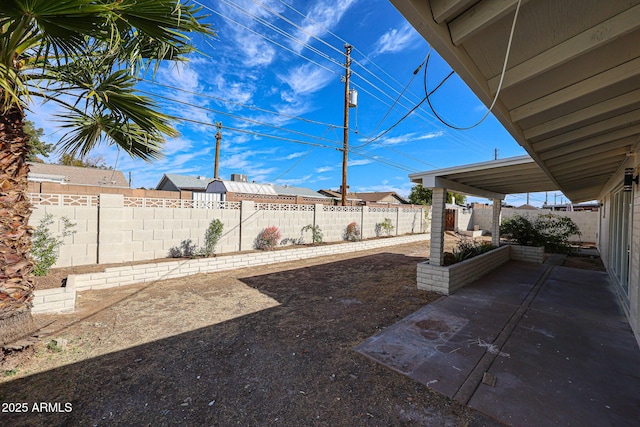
left=355, top=258, right=640, bottom=426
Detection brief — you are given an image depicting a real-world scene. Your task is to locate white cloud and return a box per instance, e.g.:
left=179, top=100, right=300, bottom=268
left=315, top=166, right=334, bottom=173
left=415, top=131, right=445, bottom=140
left=292, top=0, right=358, bottom=53
left=348, top=159, right=372, bottom=167
left=275, top=174, right=313, bottom=185
left=372, top=22, right=419, bottom=56
left=283, top=151, right=306, bottom=160
left=278, top=63, right=334, bottom=96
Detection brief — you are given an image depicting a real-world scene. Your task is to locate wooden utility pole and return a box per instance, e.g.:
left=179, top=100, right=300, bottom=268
left=214, top=122, right=222, bottom=179
left=341, top=44, right=352, bottom=207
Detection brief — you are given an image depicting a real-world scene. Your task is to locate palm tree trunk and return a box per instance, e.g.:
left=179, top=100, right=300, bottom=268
left=0, top=105, right=36, bottom=345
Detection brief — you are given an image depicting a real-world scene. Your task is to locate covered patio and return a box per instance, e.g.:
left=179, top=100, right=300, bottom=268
left=408, top=155, right=558, bottom=294
left=356, top=254, right=640, bottom=426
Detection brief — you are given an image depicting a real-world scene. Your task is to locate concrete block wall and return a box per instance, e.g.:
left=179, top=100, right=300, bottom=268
left=29, top=194, right=428, bottom=268
left=30, top=205, right=98, bottom=266
left=501, top=208, right=597, bottom=242
left=33, top=233, right=430, bottom=314
left=417, top=245, right=511, bottom=294
left=398, top=207, right=429, bottom=235
left=240, top=201, right=316, bottom=248
left=509, top=244, right=544, bottom=263
left=32, top=286, right=76, bottom=314
left=471, top=207, right=599, bottom=242
left=315, top=206, right=362, bottom=242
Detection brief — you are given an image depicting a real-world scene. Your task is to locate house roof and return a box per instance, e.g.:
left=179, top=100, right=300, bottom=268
left=391, top=0, right=640, bottom=202
left=206, top=180, right=329, bottom=198
left=156, top=174, right=212, bottom=191
left=318, top=189, right=408, bottom=203
left=409, top=155, right=557, bottom=200
left=28, top=162, right=129, bottom=187
left=350, top=192, right=409, bottom=204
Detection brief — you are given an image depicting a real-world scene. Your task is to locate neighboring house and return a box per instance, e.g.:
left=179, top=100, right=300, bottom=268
left=28, top=162, right=129, bottom=187
left=206, top=176, right=331, bottom=205
left=318, top=190, right=409, bottom=205
left=155, top=173, right=212, bottom=192
left=392, top=0, right=640, bottom=345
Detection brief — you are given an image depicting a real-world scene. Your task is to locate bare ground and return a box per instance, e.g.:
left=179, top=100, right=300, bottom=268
left=1, top=235, right=602, bottom=426
left=1, top=237, right=502, bottom=426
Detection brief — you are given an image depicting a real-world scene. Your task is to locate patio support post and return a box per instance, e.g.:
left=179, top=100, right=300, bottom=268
left=430, top=188, right=447, bottom=266
left=491, top=199, right=501, bottom=247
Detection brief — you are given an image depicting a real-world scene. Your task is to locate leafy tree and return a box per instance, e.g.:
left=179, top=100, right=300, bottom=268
left=0, top=0, right=213, bottom=344
left=448, top=192, right=467, bottom=205
left=408, top=184, right=432, bottom=205
left=409, top=184, right=467, bottom=205
left=24, top=120, right=54, bottom=161
left=58, top=153, right=110, bottom=169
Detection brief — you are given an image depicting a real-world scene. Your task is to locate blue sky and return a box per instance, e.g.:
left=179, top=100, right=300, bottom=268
left=26, top=0, right=563, bottom=207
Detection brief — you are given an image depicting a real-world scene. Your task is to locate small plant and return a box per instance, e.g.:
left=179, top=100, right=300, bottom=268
left=451, top=239, right=495, bottom=263
left=168, top=239, right=198, bottom=258
left=46, top=338, right=67, bottom=352
left=344, top=222, right=361, bottom=242
left=301, top=224, right=323, bottom=244
left=31, top=213, right=76, bottom=276
left=201, top=219, right=224, bottom=256
left=375, top=218, right=395, bottom=237
left=255, top=226, right=282, bottom=250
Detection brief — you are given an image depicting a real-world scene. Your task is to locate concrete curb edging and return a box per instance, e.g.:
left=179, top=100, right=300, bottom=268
left=33, top=233, right=431, bottom=314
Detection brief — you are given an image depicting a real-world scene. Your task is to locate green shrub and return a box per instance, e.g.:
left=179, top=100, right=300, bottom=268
left=301, top=224, right=323, bottom=244
left=31, top=213, right=76, bottom=276
left=500, top=213, right=581, bottom=254
left=375, top=218, right=395, bottom=237
left=202, top=219, right=224, bottom=256
left=344, top=222, right=360, bottom=242
left=255, top=226, right=282, bottom=250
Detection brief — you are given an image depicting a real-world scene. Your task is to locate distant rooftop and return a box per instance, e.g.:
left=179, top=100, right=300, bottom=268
left=28, top=163, right=129, bottom=188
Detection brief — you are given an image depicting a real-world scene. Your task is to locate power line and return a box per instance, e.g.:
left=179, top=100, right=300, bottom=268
left=425, top=0, right=522, bottom=130
left=138, top=88, right=342, bottom=145
left=137, top=78, right=344, bottom=129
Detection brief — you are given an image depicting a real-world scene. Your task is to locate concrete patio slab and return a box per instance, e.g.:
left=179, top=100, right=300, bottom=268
left=355, top=260, right=640, bottom=426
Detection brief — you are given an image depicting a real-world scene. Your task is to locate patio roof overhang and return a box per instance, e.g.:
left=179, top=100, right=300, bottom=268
left=390, top=0, right=640, bottom=203
left=409, top=155, right=558, bottom=200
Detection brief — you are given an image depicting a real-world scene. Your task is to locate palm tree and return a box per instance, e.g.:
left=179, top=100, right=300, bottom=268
left=0, top=0, right=213, bottom=345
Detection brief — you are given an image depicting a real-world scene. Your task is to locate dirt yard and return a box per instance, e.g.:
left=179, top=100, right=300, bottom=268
left=1, top=237, right=508, bottom=426
left=1, top=235, right=602, bottom=426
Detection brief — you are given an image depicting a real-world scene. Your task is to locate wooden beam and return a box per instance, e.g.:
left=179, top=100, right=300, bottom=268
left=524, top=89, right=640, bottom=140
left=426, top=176, right=506, bottom=199
left=488, top=4, right=640, bottom=93
left=510, top=57, right=640, bottom=122
left=450, top=0, right=529, bottom=46
left=431, top=0, right=478, bottom=23
left=545, top=145, right=629, bottom=168
left=533, top=117, right=640, bottom=153
left=539, top=133, right=638, bottom=161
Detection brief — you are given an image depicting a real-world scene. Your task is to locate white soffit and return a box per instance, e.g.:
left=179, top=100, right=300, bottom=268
left=409, top=155, right=558, bottom=199
left=391, top=0, right=640, bottom=202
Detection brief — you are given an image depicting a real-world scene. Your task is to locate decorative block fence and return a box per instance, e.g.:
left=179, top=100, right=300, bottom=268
left=29, top=194, right=430, bottom=268
left=32, top=233, right=430, bottom=314
left=416, top=244, right=544, bottom=295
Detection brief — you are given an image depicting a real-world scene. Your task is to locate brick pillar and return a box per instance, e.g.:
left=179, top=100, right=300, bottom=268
left=492, top=199, right=502, bottom=247
left=430, top=188, right=446, bottom=266
left=97, top=193, right=125, bottom=264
